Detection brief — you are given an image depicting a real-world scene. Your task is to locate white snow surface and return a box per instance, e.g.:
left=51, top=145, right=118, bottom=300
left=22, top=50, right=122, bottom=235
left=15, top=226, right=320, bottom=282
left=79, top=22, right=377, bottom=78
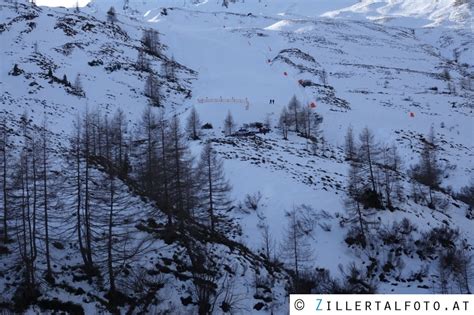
left=36, top=0, right=91, bottom=7
left=1, top=0, right=473, bottom=313
left=82, top=0, right=473, bottom=27
left=324, top=0, right=473, bottom=28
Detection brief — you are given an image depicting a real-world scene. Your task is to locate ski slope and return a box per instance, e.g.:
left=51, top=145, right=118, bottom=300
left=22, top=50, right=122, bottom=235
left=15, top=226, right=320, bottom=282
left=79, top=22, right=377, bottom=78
left=84, top=0, right=473, bottom=27
left=91, top=0, right=474, bottom=294
left=1, top=0, right=473, bottom=312
left=324, top=0, right=473, bottom=27
left=127, top=4, right=474, bottom=186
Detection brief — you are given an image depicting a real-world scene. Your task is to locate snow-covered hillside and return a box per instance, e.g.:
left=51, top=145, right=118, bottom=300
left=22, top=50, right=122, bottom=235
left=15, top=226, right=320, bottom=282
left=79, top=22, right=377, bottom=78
left=1, top=0, right=473, bottom=313
left=324, top=0, right=473, bottom=27
left=86, top=0, right=473, bottom=27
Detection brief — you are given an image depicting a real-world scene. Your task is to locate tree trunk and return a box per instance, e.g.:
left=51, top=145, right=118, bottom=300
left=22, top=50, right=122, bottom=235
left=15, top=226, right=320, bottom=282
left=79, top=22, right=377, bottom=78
left=32, top=147, right=38, bottom=260
left=2, top=134, right=7, bottom=242
left=160, top=126, right=171, bottom=226
left=207, top=153, right=214, bottom=232
left=462, top=263, right=471, bottom=294
left=146, top=115, right=153, bottom=192
left=292, top=214, right=299, bottom=283
left=43, top=128, right=52, bottom=279
left=20, top=162, right=30, bottom=285
left=428, top=186, right=434, bottom=208
left=84, top=118, right=93, bottom=271
left=173, top=126, right=184, bottom=222
left=25, top=153, right=36, bottom=286
left=366, top=144, right=376, bottom=192
left=84, top=147, right=93, bottom=268
left=293, top=107, right=298, bottom=132
left=76, top=138, right=88, bottom=269
left=356, top=201, right=365, bottom=240
left=108, top=175, right=115, bottom=293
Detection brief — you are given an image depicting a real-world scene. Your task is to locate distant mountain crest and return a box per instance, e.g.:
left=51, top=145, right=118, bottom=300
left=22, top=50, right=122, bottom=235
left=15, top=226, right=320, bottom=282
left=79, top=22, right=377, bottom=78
left=323, top=0, right=472, bottom=28
left=83, top=0, right=472, bottom=28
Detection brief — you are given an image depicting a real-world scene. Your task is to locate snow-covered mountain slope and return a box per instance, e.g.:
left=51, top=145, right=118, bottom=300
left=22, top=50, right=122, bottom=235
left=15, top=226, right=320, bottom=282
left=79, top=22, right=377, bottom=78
left=1, top=0, right=473, bottom=313
left=0, top=1, right=196, bottom=130
left=87, top=0, right=360, bottom=18
left=85, top=0, right=473, bottom=28
left=109, top=3, right=473, bottom=185
left=324, top=0, right=473, bottom=28
left=36, top=0, right=91, bottom=7
left=86, top=0, right=473, bottom=292
left=0, top=1, right=288, bottom=314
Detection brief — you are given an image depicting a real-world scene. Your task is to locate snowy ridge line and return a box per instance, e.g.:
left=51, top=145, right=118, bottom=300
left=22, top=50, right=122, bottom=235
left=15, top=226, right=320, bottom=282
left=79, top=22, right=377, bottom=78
left=338, top=62, right=443, bottom=77
left=158, top=6, right=278, bottom=20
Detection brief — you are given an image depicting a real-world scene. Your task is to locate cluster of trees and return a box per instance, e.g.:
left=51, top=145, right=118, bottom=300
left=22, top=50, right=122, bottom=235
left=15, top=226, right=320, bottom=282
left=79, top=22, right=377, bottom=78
left=0, top=111, right=145, bottom=309
left=340, top=125, right=474, bottom=293
left=1, top=114, right=57, bottom=302
left=345, top=126, right=404, bottom=216
left=343, top=125, right=469, bottom=247
left=278, top=96, right=323, bottom=152
left=136, top=29, right=178, bottom=106
left=186, top=106, right=202, bottom=140
left=415, top=225, right=472, bottom=294
left=162, top=56, right=176, bottom=82
left=275, top=204, right=378, bottom=294
left=280, top=206, right=313, bottom=290
left=0, top=107, right=234, bottom=311
left=11, top=57, right=83, bottom=97
left=344, top=126, right=446, bottom=246
left=303, top=264, right=377, bottom=294
left=44, top=67, right=84, bottom=97
left=144, top=73, right=161, bottom=106
left=134, top=107, right=233, bottom=232
left=409, top=127, right=446, bottom=209
left=136, top=50, right=151, bottom=72
left=141, top=28, right=161, bottom=57
left=439, top=67, right=473, bottom=94
left=137, top=38, right=161, bottom=106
